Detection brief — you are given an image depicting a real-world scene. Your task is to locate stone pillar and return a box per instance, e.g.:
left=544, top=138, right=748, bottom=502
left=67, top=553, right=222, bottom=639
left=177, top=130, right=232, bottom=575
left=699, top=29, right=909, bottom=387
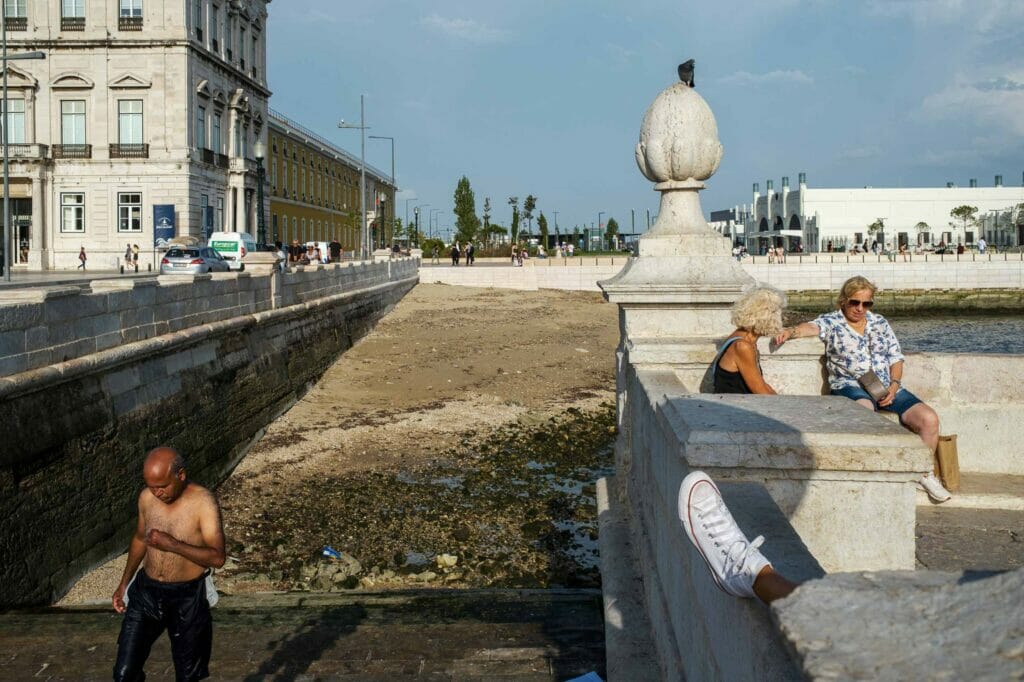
left=235, top=185, right=246, bottom=234
left=25, top=88, right=36, bottom=142
left=28, top=174, right=45, bottom=270
left=599, top=70, right=755, bottom=480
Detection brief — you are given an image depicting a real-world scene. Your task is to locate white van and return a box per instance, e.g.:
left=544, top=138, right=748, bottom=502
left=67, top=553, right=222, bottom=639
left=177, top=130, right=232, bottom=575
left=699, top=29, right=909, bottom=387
left=208, top=231, right=257, bottom=271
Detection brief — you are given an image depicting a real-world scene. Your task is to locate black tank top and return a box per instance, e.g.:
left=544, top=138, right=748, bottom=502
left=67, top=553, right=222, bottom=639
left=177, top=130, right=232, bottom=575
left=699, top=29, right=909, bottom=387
left=712, top=337, right=761, bottom=394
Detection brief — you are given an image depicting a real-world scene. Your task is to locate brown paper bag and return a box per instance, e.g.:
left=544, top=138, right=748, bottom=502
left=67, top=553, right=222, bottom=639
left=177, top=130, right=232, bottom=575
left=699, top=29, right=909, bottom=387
left=934, top=435, right=960, bottom=493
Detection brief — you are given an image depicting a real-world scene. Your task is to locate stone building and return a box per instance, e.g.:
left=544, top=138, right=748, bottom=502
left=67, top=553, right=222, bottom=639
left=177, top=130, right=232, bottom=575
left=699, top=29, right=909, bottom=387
left=267, top=109, right=395, bottom=252
left=2, top=0, right=270, bottom=270
left=718, top=173, right=1024, bottom=253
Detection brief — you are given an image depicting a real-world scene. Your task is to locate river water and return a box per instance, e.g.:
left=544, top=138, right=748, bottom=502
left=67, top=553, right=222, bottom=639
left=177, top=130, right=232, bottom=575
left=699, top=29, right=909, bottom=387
left=890, top=315, right=1024, bottom=354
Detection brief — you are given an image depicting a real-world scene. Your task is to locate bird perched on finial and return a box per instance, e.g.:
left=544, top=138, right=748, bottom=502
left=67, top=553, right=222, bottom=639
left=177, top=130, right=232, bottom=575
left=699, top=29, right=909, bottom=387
left=678, top=59, right=695, bottom=87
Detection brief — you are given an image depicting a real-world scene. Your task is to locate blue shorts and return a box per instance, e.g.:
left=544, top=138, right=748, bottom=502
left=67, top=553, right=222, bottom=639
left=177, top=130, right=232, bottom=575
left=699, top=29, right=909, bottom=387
left=831, top=385, right=923, bottom=423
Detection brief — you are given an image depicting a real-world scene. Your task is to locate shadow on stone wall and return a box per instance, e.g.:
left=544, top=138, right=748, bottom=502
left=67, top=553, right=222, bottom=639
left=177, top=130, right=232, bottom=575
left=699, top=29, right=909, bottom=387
left=0, top=276, right=416, bottom=607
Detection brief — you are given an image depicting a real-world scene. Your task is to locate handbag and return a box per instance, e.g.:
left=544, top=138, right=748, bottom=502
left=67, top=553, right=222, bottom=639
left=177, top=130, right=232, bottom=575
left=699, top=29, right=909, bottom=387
left=205, top=571, right=219, bottom=608
left=857, top=369, right=889, bottom=402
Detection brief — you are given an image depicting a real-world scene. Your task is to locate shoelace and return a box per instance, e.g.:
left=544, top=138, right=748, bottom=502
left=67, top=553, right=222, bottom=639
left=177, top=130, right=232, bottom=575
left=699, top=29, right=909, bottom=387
left=696, top=494, right=764, bottom=578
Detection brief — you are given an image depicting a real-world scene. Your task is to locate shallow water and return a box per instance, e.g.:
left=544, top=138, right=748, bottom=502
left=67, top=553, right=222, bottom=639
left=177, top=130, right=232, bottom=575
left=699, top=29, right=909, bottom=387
left=889, top=316, right=1024, bottom=354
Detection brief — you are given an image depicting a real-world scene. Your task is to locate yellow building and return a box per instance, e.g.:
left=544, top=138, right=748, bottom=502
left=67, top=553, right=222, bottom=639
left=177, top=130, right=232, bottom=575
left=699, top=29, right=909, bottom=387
left=267, top=110, right=395, bottom=252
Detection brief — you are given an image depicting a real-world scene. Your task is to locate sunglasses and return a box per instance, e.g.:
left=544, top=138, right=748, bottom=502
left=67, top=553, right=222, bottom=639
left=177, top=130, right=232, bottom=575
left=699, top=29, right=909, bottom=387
left=847, top=299, right=874, bottom=309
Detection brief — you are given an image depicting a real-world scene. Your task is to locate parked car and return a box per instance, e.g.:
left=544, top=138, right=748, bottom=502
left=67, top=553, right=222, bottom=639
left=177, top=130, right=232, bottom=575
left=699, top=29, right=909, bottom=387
left=208, top=231, right=257, bottom=271
left=160, top=247, right=231, bottom=274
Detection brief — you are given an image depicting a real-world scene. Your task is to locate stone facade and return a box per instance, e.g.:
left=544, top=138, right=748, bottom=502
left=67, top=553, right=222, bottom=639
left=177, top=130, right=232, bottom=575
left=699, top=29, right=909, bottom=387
left=2, top=0, right=270, bottom=270
left=0, top=257, right=418, bottom=606
left=268, top=110, right=395, bottom=253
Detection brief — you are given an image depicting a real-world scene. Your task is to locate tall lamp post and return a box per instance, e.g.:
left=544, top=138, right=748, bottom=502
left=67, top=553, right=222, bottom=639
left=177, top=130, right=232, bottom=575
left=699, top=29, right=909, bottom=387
left=252, top=139, right=267, bottom=248
left=430, top=208, right=441, bottom=240
left=369, top=135, right=395, bottom=248
left=597, top=211, right=605, bottom=252
left=404, top=197, right=416, bottom=245
left=338, top=95, right=369, bottom=259
left=415, top=203, right=430, bottom=243
left=1, top=22, right=45, bottom=281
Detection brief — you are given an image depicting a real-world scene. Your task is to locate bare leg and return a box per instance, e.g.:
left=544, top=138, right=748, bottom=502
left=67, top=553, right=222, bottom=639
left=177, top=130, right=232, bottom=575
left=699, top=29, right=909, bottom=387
left=900, top=402, right=940, bottom=452
left=853, top=398, right=875, bottom=411
left=752, top=566, right=799, bottom=604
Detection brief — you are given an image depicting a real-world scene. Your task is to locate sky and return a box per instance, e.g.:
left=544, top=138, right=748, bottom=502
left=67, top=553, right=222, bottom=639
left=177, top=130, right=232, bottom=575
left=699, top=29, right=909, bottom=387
left=266, top=0, right=1024, bottom=237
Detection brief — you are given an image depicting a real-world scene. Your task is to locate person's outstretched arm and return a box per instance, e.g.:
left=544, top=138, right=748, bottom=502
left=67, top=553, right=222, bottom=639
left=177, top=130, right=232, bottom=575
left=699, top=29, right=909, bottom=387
left=774, top=322, right=820, bottom=346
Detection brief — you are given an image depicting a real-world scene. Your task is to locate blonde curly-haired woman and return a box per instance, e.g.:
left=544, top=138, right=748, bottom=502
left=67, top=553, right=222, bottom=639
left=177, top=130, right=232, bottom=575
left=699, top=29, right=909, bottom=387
left=712, top=286, right=787, bottom=394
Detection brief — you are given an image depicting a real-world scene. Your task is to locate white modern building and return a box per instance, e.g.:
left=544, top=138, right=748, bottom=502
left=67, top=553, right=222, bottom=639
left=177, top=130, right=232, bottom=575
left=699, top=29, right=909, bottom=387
left=2, top=0, right=270, bottom=270
left=712, top=173, right=1024, bottom=254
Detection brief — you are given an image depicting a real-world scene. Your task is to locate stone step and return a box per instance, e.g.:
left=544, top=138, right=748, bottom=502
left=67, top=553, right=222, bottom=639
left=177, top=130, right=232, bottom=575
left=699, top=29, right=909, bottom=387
left=0, top=589, right=606, bottom=680
left=917, top=472, right=1024, bottom=510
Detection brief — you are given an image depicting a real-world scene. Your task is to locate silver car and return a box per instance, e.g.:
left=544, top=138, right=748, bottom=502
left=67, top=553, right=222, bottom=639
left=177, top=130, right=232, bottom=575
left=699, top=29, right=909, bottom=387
left=159, top=247, right=231, bottom=274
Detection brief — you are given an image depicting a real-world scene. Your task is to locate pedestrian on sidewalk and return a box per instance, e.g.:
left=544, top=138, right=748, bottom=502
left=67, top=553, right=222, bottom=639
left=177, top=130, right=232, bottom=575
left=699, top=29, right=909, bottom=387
left=124, top=243, right=133, bottom=270
left=132, top=244, right=140, bottom=270
left=466, top=242, right=475, bottom=266
left=112, top=447, right=226, bottom=682
left=77, top=246, right=87, bottom=270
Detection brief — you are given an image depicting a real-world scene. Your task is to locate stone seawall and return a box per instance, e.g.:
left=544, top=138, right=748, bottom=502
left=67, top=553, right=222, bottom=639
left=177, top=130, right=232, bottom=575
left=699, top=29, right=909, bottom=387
left=0, top=260, right=418, bottom=607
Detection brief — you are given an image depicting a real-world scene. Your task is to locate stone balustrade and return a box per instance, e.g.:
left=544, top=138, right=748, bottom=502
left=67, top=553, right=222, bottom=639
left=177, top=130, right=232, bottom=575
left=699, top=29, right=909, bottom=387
left=0, top=258, right=418, bottom=378
left=420, top=257, right=1024, bottom=293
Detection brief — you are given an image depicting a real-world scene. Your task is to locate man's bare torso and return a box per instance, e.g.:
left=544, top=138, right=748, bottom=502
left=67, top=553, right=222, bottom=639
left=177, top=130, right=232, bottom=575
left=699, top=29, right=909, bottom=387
left=141, top=483, right=214, bottom=582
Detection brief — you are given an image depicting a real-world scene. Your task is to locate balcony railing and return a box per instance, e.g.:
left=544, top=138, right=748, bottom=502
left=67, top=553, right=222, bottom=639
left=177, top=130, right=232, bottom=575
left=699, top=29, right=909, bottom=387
left=53, top=144, right=92, bottom=159
left=110, top=143, right=149, bottom=159
left=118, top=16, right=143, bottom=31
left=4, top=143, right=48, bottom=160
left=229, top=157, right=255, bottom=173
left=5, top=16, right=27, bottom=31
left=61, top=16, right=86, bottom=31
left=215, top=153, right=229, bottom=169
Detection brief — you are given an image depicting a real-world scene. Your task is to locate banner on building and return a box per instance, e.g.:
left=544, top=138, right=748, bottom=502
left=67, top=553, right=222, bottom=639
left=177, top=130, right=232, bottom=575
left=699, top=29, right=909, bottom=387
left=153, top=205, right=175, bottom=248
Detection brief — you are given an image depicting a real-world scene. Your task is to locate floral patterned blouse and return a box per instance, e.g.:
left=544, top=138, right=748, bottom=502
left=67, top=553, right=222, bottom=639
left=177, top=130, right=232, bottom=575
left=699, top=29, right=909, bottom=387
left=813, top=310, right=904, bottom=391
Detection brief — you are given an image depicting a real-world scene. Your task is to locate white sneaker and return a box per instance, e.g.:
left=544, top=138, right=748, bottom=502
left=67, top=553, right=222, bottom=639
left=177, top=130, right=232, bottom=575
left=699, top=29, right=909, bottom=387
left=919, top=472, right=952, bottom=503
left=678, top=471, right=770, bottom=599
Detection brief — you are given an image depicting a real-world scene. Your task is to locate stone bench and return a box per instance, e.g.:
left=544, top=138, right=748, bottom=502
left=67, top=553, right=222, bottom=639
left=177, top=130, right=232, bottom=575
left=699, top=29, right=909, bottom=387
left=634, top=368, right=931, bottom=572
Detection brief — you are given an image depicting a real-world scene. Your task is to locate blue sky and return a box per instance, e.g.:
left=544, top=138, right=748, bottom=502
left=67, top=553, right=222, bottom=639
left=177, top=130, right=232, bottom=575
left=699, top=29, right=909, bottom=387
left=267, top=1, right=1024, bottom=236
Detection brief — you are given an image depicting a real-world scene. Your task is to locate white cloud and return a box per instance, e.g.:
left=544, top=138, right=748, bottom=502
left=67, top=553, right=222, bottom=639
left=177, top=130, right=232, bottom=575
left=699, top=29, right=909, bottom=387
left=719, top=69, right=813, bottom=86
left=837, top=145, right=883, bottom=161
left=921, top=72, right=1024, bottom=136
left=421, top=14, right=510, bottom=44
left=866, top=0, right=1024, bottom=35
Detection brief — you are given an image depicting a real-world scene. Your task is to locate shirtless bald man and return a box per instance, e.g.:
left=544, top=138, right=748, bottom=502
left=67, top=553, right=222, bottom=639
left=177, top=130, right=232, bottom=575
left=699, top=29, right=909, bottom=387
left=112, top=446, right=225, bottom=682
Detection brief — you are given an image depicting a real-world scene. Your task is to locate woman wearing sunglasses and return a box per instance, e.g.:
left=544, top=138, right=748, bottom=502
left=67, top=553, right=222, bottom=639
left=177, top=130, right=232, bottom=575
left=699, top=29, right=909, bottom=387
left=774, top=275, right=951, bottom=502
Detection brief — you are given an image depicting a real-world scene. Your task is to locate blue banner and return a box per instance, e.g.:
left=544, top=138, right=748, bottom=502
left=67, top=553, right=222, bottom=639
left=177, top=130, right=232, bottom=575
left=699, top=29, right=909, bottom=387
left=153, top=204, right=175, bottom=248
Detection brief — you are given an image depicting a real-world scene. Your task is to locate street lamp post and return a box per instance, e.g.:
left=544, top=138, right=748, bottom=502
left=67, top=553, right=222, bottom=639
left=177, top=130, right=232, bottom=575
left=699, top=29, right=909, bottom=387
left=430, top=208, right=441, bottom=240
left=369, top=135, right=395, bottom=248
left=1, top=15, right=45, bottom=280
left=415, top=203, right=430, bottom=243
left=597, top=211, right=605, bottom=251
left=338, top=95, right=369, bottom=259
left=253, top=139, right=267, bottom=248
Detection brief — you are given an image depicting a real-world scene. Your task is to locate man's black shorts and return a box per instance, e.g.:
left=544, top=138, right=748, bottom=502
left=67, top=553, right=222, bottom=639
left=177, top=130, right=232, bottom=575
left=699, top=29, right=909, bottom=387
left=113, top=571, right=212, bottom=682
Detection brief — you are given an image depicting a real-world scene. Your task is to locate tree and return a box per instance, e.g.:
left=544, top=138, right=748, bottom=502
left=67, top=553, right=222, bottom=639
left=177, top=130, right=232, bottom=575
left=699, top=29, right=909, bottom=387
left=453, top=175, right=480, bottom=244
left=950, top=205, right=979, bottom=235
left=523, top=195, right=537, bottom=235
left=867, top=218, right=885, bottom=235
left=572, top=226, right=580, bottom=246
left=482, top=197, right=491, bottom=230
left=537, top=212, right=549, bottom=247
left=605, top=217, right=620, bottom=248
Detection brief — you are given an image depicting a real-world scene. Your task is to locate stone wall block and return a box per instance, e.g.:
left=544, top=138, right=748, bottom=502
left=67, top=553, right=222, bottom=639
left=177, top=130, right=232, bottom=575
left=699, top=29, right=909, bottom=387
left=0, top=330, right=26, bottom=357
left=103, top=367, right=141, bottom=397
left=0, top=354, right=27, bottom=376
left=948, top=355, right=1018, bottom=403
left=0, top=303, right=45, bottom=332
left=41, top=294, right=97, bottom=325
